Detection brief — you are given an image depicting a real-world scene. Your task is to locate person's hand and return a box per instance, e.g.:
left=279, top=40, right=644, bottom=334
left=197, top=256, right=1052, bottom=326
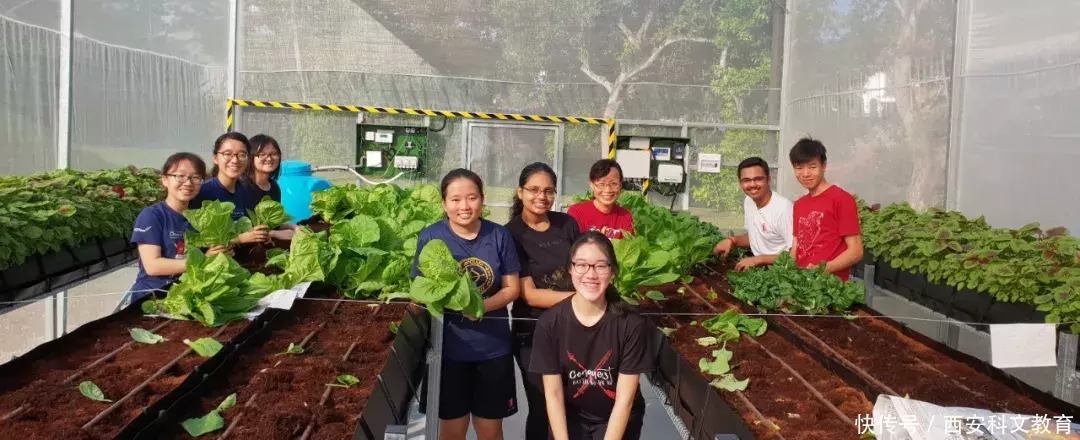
left=734, top=256, right=762, bottom=271
left=205, top=245, right=232, bottom=258
left=463, top=313, right=480, bottom=322
left=269, top=229, right=295, bottom=241
left=237, top=225, right=270, bottom=244
left=713, top=238, right=734, bottom=257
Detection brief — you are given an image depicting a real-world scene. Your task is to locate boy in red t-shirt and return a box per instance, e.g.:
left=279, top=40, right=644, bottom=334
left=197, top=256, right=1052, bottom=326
left=566, top=159, right=635, bottom=240
left=788, top=137, right=864, bottom=281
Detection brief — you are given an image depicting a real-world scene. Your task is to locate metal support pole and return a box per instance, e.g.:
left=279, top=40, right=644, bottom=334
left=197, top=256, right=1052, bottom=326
left=680, top=125, right=690, bottom=212
left=56, top=290, right=69, bottom=336
left=58, top=0, right=73, bottom=169
left=424, top=314, right=444, bottom=440
left=944, top=0, right=971, bottom=211
left=44, top=294, right=57, bottom=342
left=776, top=0, right=796, bottom=198
left=862, top=264, right=876, bottom=308
left=226, top=0, right=240, bottom=132
left=1055, top=332, right=1079, bottom=404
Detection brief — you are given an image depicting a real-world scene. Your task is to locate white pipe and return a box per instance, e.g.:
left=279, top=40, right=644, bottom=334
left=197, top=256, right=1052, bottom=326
left=312, top=165, right=407, bottom=186
left=57, top=0, right=73, bottom=169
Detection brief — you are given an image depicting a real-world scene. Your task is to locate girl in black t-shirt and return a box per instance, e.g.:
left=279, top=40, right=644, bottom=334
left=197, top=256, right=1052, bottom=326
left=505, top=162, right=580, bottom=440
left=530, top=232, right=653, bottom=440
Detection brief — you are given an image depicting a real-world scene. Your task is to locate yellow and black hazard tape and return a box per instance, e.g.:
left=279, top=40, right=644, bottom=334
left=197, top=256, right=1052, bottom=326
left=228, top=98, right=613, bottom=125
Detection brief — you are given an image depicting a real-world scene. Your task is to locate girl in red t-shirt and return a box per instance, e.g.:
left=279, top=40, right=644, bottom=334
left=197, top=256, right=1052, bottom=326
left=566, top=160, right=634, bottom=239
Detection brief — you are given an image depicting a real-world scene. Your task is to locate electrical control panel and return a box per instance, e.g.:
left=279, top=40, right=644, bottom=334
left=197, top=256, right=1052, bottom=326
left=357, top=124, right=427, bottom=176
left=610, top=135, right=690, bottom=205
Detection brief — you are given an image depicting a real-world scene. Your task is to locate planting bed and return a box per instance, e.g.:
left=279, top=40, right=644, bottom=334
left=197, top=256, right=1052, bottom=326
left=640, top=280, right=872, bottom=440
left=694, top=263, right=1078, bottom=419
left=0, top=306, right=245, bottom=439
left=155, top=297, right=409, bottom=440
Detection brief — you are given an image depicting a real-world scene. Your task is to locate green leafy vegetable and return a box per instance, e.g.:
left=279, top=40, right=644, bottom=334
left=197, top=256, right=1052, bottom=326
left=184, top=337, right=223, bottom=357
left=728, top=252, right=864, bottom=315
left=247, top=196, right=289, bottom=229
left=282, top=343, right=304, bottom=355
left=78, top=381, right=112, bottom=402
left=328, top=374, right=360, bottom=388
left=181, top=393, right=236, bottom=437
left=409, top=239, right=485, bottom=318
left=129, top=327, right=166, bottom=344
left=183, top=201, right=248, bottom=248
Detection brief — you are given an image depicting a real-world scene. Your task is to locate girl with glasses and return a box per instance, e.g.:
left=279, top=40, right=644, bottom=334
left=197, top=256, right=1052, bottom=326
left=244, top=134, right=297, bottom=240
left=411, top=169, right=522, bottom=440
left=529, top=231, right=652, bottom=440
left=566, top=159, right=635, bottom=240
left=124, top=153, right=230, bottom=306
left=191, top=132, right=269, bottom=245
left=505, top=162, right=581, bottom=440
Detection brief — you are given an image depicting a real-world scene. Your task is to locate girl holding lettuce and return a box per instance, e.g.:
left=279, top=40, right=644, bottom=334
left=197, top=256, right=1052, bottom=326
left=411, top=168, right=522, bottom=440
left=125, top=153, right=229, bottom=305
left=192, top=132, right=268, bottom=244
left=244, top=134, right=296, bottom=241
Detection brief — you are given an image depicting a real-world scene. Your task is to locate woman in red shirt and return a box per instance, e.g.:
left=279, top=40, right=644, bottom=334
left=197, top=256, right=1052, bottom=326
left=566, top=160, right=634, bottom=239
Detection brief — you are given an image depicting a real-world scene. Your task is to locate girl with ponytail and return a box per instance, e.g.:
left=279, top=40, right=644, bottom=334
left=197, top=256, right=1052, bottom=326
left=505, top=162, right=581, bottom=440
left=529, top=231, right=651, bottom=440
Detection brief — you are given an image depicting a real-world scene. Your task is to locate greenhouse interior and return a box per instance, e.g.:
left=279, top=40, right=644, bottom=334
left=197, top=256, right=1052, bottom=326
left=2, top=0, right=1079, bottom=439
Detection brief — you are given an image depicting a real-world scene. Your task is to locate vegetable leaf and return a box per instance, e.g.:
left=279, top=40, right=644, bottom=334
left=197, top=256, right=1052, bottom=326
left=79, top=381, right=112, bottom=402
left=129, top=327, right=166, bottom=344
left=184, top=338, right=223, bottom=357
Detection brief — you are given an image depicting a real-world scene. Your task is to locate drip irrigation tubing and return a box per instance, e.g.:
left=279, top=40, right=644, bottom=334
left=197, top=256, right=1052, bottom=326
left=82, top=322, right=235, bottom=430
left=680, top=282, right=856, bottom=426
left=1, top=319, right=174, bottom=423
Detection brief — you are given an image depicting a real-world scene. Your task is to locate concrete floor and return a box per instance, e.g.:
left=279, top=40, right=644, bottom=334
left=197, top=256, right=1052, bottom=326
left=0, top=264, right=138, bottom=362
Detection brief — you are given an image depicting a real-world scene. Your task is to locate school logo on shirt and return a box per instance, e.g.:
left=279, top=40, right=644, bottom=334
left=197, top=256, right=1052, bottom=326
left=590, top=226, right=627, bottom=240
left=566, top=349, right=616, bottom=400
left=175, top=240, right=186, bottom=258
left=460, top=257, right=494, bottom=294
left=796, top=211, right=824, bottom=260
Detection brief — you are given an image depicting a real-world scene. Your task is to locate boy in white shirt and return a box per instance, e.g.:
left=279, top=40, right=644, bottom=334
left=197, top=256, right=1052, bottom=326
left=713, top=157, right=794, bottom=271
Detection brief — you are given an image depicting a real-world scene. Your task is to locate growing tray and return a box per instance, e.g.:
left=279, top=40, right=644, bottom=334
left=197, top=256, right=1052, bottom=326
left=0, top=293, right=268, bottom=439
left=132, top=298, right=429, bottom=440
left=0, top=236, right=138, bottom=309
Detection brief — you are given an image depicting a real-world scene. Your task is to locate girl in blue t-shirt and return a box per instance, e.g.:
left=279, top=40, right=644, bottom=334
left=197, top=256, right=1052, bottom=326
left=192, top=132, right=268, bottom=245
left=411, top=169, right=522, bottom=440
left=243, top=134, right=296, bottom=241
left=125, top=153, right=230, bottom=305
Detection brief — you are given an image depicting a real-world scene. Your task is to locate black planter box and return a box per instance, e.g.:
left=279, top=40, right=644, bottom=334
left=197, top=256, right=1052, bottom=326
left=952, top=288, right=994, bottom=324
left=41, top=248, right=78, bottom=277
left=71, top=240, right=105, bottom=267
left=895, top=270, right=927, bottom=300
left=874, top=258, right=899, bottom=291
left=985, top=301, right=1046, bottom=325
left=1, top=257, right=44, bottom=289
left=119, top=311, right=274, bottom=440
left=924, top=280, right=956, bottom=304
left=354, top=306, right=431, bottom=440
left=853, top=252, right=874, bottom=279
left=101, top=236, right=132, bottom=257
left=646, top=327, right=754, bottom=440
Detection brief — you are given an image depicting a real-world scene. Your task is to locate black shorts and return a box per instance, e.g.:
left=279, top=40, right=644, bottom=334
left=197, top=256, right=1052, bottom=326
left=567, top=411, right=644, bottom=440
left=421, top=353, right=519, bottom=420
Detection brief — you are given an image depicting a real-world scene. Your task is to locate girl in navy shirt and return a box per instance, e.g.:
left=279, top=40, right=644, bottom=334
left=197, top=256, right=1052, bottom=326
left=125, top=153, right=230, bottom=304
left=411, top=169, right=521, bottom=440
left=244, top=134, right=296, bottom=241
left=192, top=132, right=268, bottom=245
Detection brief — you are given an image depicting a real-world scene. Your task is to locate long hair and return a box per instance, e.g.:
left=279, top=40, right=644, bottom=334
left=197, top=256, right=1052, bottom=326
left=209, top=132, right=251, bottom=178
left=510, top=162, right=557, bottom=219
left=568, top=231, right=635, bottom=315
left=244, top=134, right=282, bottom=186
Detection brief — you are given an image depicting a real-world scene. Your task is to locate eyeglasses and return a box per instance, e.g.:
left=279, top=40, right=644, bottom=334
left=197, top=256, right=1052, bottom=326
left=522, top=186, right=556, bottom=197
left=571, top=261, right=612, bottom=275
left=165, top=174, right=204, bottom=184
left=256, top=153, right=281, bottom=161
left=217, top=151, right=249, bottom=161
left=592, top=181, right=622, bottom=190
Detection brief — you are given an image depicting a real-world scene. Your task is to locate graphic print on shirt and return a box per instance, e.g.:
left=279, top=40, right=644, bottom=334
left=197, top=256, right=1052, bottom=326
left=538, top=267, right=573, bottom=291
left=170, top=230, right=187, bottom=258
left=460, top=257, right=495, bottom=294
left=566, top=349, right=616, bottom=400
left=796, top=211, right=824, bottom=261
left=590, top=225, right=626, bottom=240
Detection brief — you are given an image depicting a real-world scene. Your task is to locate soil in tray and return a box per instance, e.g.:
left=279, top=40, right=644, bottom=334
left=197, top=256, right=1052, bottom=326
left=235, top=238, right=291, bottom=275
left=789, top=311, right=1053, bottom=416
left=698, top=264, right=1059, bottom=417
left=641, top=282, right=872, bottom=440
left=162, top=299, right=405, bottom=440
left=0, top=319, right=245, bottom=440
